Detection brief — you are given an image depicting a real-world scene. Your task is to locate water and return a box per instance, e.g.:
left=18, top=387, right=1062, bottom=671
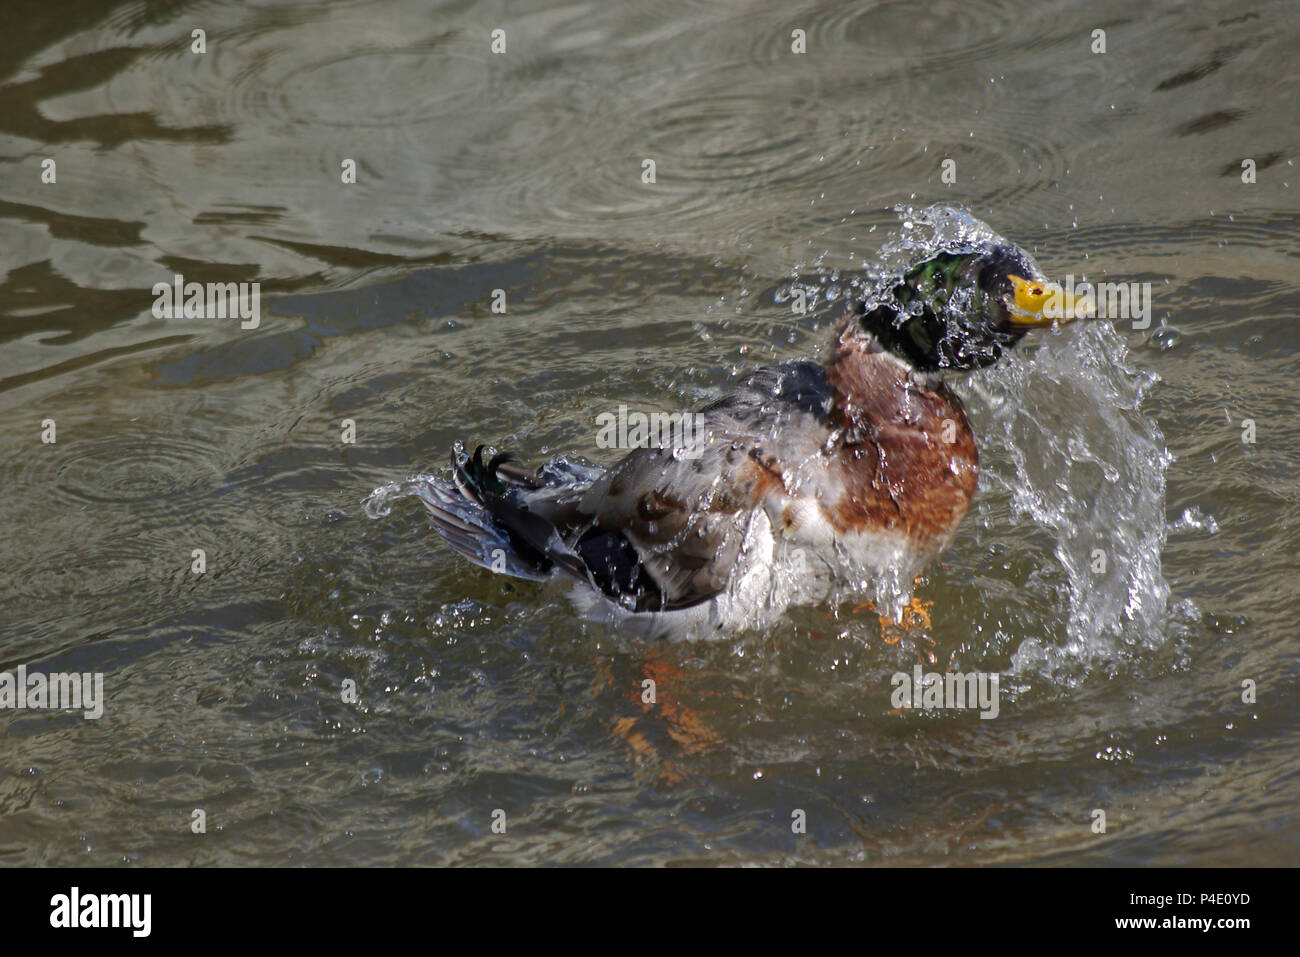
left=2, top=0, right=1298, bottom=866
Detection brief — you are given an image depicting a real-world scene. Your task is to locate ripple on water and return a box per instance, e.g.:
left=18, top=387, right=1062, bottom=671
left=0, top=427, right=233, bottom=620
left=131, top=8, right=475, bottom=130
left=53, top=434, right=225, bottom=507
left=2, top=429, right=227, bottom=514
left=804, top=0, right=1055, bottom=68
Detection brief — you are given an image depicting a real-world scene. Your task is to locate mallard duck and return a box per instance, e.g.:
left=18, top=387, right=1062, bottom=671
left=414, top=237, right=1068, bottom=639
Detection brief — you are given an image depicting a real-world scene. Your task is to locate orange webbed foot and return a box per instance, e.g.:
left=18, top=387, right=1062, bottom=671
left=853, top=591, right=936, bottom=662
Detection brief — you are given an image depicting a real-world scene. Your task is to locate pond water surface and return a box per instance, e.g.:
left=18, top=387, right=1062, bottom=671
left=1, top=0, right=1297, bottom=865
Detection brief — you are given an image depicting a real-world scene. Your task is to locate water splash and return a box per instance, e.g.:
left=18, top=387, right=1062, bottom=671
left=372, top=204, right=1176, bottom=665
left=779, top=203, right=1176, bottom=678
left=364, top=477, right=430, bottom=518
left=776, top=202, right=1042, bottom=321
left=970, top=303, right=1173, bottom=683
left=874, top=202, right=1021, bottom=275
left=873, top=205, right=1174, bottom=679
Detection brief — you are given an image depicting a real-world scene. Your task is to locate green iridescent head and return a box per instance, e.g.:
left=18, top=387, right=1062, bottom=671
left=853, top=244, right=1057, bottom=372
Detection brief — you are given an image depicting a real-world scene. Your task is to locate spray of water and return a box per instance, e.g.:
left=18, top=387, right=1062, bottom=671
left=367, top=204, right=1177, bottom=672
left=364, top=477, right=425, bottom=519
left=885, top=205, right=1173, bottom=683
left=775, top=204, right=1176, bottom=679
left=973, top=319, right=1172, bottom=682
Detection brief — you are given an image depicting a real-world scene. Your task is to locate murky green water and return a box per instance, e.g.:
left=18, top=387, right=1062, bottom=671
left=1, top=0, right=1297, bottom=866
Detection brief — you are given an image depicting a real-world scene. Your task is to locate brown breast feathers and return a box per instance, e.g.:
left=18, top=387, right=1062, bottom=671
left=823, top=328, right=979, bottom=549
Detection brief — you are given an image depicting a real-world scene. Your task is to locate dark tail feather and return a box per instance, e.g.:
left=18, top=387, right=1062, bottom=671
left=413, top=477, right=551, bottom=581
left=422, top=446, right=594, bottom=585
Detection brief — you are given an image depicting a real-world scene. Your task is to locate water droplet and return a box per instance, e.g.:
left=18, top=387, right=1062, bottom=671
left=1149, top=326, right=1183, bottom=350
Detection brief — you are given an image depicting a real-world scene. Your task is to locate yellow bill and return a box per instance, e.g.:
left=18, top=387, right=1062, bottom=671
left=1007, top=274, right=1097, bottom=326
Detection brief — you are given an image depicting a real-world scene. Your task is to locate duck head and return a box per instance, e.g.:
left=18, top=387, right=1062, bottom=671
left=852, top=243, right=1078, bottom=373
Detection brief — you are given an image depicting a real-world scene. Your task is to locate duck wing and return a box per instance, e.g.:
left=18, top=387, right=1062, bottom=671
left=578, top=360, right=836, bottom=609
left=422, top=361, right=840, bottom=614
